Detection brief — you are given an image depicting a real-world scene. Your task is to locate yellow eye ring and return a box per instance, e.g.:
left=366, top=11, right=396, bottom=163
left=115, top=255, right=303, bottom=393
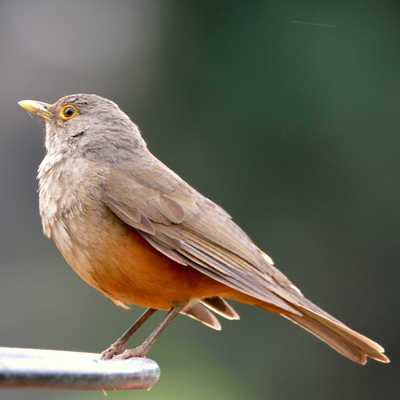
left=60, top=104, right=78, bottom=120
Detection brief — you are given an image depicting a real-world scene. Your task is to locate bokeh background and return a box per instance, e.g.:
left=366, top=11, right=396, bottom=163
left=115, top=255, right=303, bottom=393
left=0, top=1, right=399, bottom=399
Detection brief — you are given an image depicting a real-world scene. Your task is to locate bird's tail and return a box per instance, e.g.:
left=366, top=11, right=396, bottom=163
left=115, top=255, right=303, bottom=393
left=282, top=305, right=389, bottom=364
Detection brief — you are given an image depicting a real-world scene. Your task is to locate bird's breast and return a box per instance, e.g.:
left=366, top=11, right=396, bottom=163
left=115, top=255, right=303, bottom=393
left=39, top=162, right=230, bottom=309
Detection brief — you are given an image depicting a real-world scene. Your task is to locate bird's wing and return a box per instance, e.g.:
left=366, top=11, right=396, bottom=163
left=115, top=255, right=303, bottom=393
left=102, top=160, right=304, bottom=315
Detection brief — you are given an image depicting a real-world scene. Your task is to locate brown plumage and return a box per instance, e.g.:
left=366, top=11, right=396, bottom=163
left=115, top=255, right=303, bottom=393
left=19, top=94, right=389, bottom=364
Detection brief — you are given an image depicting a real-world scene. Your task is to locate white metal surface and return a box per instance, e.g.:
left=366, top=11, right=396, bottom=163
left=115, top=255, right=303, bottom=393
left=0, top=347, right=160, bottom=390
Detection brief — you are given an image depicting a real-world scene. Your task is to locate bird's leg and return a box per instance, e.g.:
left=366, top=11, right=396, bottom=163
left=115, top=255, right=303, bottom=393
left=101, top=300, right=187, bottom=360
left=114, top=306, right=183, bottom=359
left=101, top=308, right=157, bottom=359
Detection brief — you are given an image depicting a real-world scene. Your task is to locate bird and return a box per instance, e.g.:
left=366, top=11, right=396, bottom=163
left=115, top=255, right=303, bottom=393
left=18, top=94, right=389, bottom=364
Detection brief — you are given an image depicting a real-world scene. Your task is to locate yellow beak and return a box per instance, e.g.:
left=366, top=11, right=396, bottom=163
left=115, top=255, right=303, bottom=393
left=18, top=100, right=53, bottom=121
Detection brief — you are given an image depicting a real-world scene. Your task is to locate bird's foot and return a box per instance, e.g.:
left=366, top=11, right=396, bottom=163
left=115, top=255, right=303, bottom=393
left=100, top=343, right=125, bottom=360
left=101, top=343, right=148, bottom=360
left=113, top=344, right=148, bottom=359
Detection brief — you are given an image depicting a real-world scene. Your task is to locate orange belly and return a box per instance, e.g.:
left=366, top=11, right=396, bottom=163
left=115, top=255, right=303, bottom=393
left=58, top=216, right=233, bottom=309
left=98, top=226, right=236, bottom=308
left=54, top=212, right=291, bottom=314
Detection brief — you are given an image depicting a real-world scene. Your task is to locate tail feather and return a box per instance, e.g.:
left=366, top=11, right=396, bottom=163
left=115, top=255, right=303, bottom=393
left=181, top=302, right=222, bottom=330
left=285, top=308, right=389, bottom=364
left=201, top=296, right=240, bottom=320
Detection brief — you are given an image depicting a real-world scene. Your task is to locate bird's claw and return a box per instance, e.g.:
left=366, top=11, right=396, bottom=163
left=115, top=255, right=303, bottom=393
left=100, top=343, right=125, bottom=360
left=101, top=343, right=148, bottom=360
left=113, top=345, right=148, bottom=359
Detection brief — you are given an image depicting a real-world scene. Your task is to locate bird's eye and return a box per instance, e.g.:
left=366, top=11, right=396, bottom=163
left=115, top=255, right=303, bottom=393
left=60, top=105, right=77, bottom=120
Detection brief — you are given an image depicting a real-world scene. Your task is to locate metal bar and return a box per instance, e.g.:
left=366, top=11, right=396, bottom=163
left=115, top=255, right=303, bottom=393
left=0, top=347, right=160, bottom=390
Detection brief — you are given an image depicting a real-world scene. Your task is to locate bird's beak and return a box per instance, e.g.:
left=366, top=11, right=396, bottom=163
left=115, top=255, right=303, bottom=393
left=18, top=100, right=54, bottom=121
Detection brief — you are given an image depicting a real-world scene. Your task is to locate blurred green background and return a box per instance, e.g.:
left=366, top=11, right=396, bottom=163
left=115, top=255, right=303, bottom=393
left=0, top=1, right=399, bottom=399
